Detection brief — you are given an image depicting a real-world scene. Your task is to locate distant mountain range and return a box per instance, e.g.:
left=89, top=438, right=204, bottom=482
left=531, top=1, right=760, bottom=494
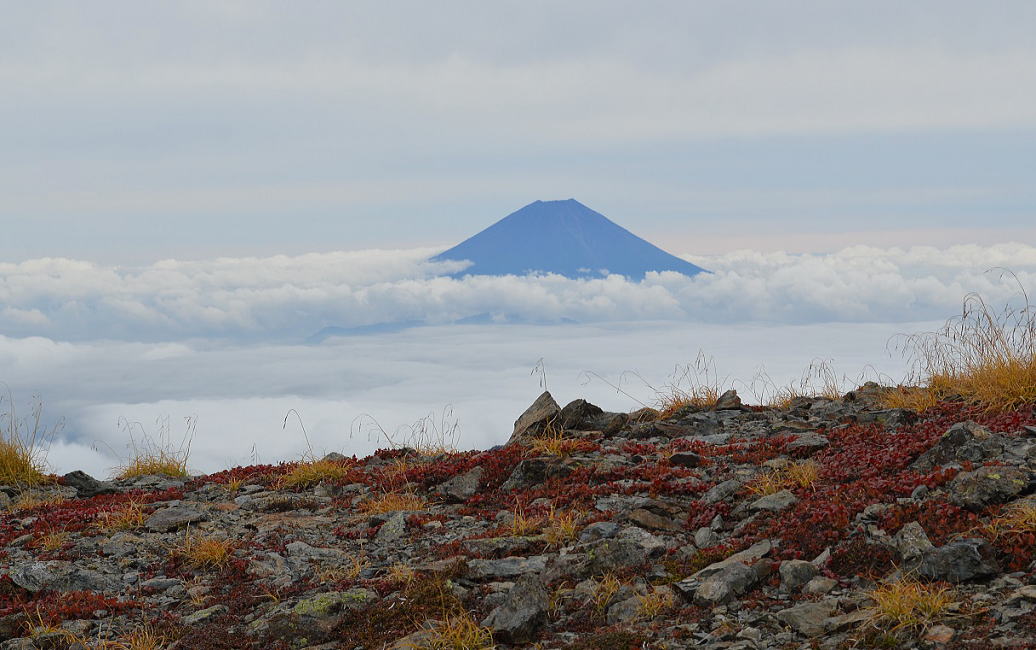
left=432, top=199, right=707, bottom=280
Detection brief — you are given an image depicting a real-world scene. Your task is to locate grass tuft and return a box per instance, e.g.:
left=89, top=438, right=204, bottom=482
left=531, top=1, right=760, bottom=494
left=277, top=458, right=351, bottom=489
left=747, top=460, right=820, bottom=496
left=543, top=507, right=581, bottom=547
left=174, top=528, right=235, bottom=570
left=96, top=500, right=148, bottom=533
left=406, top=612, right=495, bottom=649
left=358, top=491, right=428, bottom=514
left=635, top=587, right=674, bottom=620
left=866, top=577, right=957, bottom=632
left=0, top=394, right=54, bottom=487
left=888, top=283, right=1036, bottom=411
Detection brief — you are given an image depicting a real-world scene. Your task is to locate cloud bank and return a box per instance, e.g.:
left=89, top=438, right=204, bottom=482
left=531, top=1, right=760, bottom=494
left=2, top=243, right=1036, bottom=342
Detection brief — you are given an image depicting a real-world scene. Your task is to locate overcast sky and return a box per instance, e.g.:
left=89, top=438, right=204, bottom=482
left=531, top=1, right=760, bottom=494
left=4, top=1, right=1036, bottom=263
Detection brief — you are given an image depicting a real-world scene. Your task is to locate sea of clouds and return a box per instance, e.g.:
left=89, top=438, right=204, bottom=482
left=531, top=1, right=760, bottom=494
left=2, top=243, right=1036, bottom=341
left=3, top=242, right=1036, bottom=477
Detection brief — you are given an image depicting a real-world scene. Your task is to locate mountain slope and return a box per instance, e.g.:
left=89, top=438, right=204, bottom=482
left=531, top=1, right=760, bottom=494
left=432, top=199, right=707, bottom=279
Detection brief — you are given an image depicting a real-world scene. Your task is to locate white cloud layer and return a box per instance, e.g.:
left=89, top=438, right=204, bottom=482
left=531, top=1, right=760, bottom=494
left=2, top=244, right=1036, bottom=341
left=3, top=320, right=921, bottom=477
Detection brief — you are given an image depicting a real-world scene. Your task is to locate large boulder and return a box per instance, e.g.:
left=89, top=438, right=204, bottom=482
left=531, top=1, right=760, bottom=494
left=507, top=392, right=561, bottom=445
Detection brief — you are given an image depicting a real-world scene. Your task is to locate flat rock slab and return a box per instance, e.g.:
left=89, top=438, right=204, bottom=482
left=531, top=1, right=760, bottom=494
left=146, top=505, right=207, bottom=532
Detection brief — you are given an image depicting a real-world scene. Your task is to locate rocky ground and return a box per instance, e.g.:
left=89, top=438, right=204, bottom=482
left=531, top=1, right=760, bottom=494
left=2, top=384, right=1036, bottom=649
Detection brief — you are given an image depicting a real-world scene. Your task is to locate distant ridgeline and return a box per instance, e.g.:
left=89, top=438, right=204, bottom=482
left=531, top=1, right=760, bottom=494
left=431, top=199, right=707, bottom=280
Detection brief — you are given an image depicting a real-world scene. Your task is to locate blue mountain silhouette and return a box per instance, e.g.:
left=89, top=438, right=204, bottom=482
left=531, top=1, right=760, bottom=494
left=432, top=199, right=706, bottom=280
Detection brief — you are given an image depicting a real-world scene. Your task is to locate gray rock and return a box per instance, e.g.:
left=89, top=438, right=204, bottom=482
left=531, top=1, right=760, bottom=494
left=779, top=560, right=819, bottom=592
left=606, top=595, right=643, bottom=624
left=692, top=562, right=760, bottom=605
left=714, top=389, right=742, bottom=410
left=433, top=466, right=484, bottom=503
left=704, top=479, right=741, bottom=504
left=481, top=574, right=549, bottom=644
left=785, top=434, right=830, bottom=455
left=9, top=561, right=119, bottom=593
left=62, top=470, right=117, bottom=498
left=803, top=576, right=838, bottom=595
left=947, top=465, right=1031, bottom=511
left=625, top=508, right=680, bottom=532
left=584, top=529, right=666, bottom=575
left=286, top=541, right=347, bottom=561
left=776, top=600, right=838, bottom=637
left=893, top=521, right=933, bottom=563
left=749, top=489, right=799, bottom=512
left=374, top=512, right=408, bottom=542
left=508, top=391, right=561, bottom=445
left=466, top=556, right=548, bottom=581
left=182, top=605, right=228, bottom=626
left=669, top=451, right=703, bottom=467
left=694, top=526, right=717, bottom=548
left=912, top=421, right=1004, bottom=471
left=559, top=399, right=604, bottom=430
left=579, top=521, right=620, bottom=543
left=919, top=538, right=999, bottom=583
left=145, top=505, right=206, bottom=532
left=500, top=458, right=570, bottom=492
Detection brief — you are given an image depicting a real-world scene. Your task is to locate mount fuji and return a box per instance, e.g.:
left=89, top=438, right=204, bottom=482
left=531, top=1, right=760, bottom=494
left=432, top=199, right=707, bottom=280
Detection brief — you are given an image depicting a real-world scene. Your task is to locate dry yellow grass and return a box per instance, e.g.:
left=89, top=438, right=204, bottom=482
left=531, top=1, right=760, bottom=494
left=175, top=529, right=235, bottom=570
left=866, top=577, right=957, bottom=632
left=747, top=461, right=820, bottom=496
left=978, top=501, right=1036, bottom=540
left=0, top=397, right=51, bottom=488
left=8, top=490, right=65, bottom=512
left=887, top=287, right=1036, bottom=411
left=404, top=612, right=495, bottom=649
left=277, top=458, right=351, bottom=489
left=357, top=491, right=428, bottom=514
left=96, top=500, right=147, bottom=532
left=526, top=420, right=589, bottom=458
left=587, top=574, right=623, bottom=615
left=112, top=626, right=167, bottom=650
left=543, top=507, right=580, bottom=547
left=115, top=449, right=190, bottom=480
left=34, top=530, right=70, bottom=552
left=387, top=562, right=417, bottom=586
left=655, top=386, right=719, bottom=420
left=636, top=588, right=675, bottom=620
left=508, top=506, right=545, bottom=537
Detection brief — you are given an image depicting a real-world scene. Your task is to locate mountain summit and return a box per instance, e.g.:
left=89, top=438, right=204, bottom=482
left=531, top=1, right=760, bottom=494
left=432, top=199, right=707, bottom=280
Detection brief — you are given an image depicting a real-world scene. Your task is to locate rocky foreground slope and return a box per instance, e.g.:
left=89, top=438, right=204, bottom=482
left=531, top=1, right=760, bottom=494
left=2, top=385, right=1036, bottom=649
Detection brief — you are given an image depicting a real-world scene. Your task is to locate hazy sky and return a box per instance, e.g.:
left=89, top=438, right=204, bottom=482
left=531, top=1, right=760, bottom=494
left=4, top=1, right=1036, bottom=262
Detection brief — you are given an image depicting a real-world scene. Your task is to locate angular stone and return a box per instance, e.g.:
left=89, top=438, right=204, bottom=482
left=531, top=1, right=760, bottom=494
left=912, top=421, right=1004, bottom=471
left=182, top=605, right=228, bottom=626
left=508, top=391, right=561, bottom=445
left=893, top=521, right=933, bottom=563
left=145, top=505, right=206, bottom=532
left=62, top=470, right=117, bottom=498
left=785, top=434, right=829, bottom=455
left=481, top=574, right=549, bottom=644
left=578, top=521, right=620, bottom=543
left=692, top=562, right=759, bottom=605
left=948, top=465, right=1031, bottom=512
left=626, top=508, right=681, bottom=532
left=776, top=600, right=837, bottom=637
left=669, top=451, right=703, bottom=468
left=779, top=560, right=819, bottom=592
left=9, top=561, right=119, bottom=593
left=584, top=528, right=666, bottom=575
left=375, top=512, right=408, bottom=542
left=803, top=576, right=837, bottom=595
left=714, top=389, right=742, bottom=410
left=749, top=489, right=799, bottom=512
left=433, top=466, right=484, bottom=503
left=466, top=556, right=548, bottom=581
left=559, top=399, right=604, bottom=430
left=703, top=479, right=741, bottom=504
left=919, top=538, right=999, bottom=583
